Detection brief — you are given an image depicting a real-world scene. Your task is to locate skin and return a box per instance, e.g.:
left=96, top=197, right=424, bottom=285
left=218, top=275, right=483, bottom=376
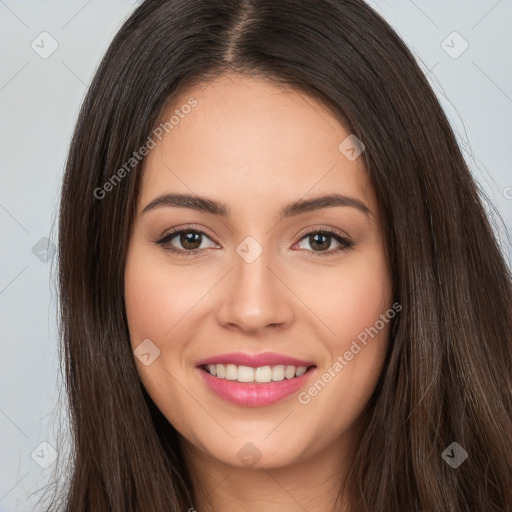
left=124, top=72, right=393, bottom=512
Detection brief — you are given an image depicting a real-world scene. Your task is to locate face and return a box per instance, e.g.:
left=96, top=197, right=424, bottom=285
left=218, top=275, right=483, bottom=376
left=124, top=72, right=393, bottom=470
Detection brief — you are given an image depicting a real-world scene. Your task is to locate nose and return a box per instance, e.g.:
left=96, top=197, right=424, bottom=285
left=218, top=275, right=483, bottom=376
left=215, top=246, right=295, bottom=335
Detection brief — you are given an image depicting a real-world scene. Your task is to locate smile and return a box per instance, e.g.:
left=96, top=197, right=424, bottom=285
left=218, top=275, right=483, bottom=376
left=196, top=352, right=317, bottom=407
left=202, top=363, right=311, bottom=382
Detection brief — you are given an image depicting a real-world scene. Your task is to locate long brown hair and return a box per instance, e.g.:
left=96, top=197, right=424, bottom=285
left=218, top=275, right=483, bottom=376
left=48, top=0, right=512, bottom=510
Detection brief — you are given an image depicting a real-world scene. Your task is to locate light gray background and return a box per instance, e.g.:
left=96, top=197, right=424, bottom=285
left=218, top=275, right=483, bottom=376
left=1, top=1, right=511, bottom=511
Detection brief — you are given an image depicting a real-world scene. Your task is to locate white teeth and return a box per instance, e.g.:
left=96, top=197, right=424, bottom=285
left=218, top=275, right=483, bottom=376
left=216, top=364, right=226, bottom=378
left=271, top=365, right=285, bottom=381
left=254, top=366, right=272, bottom=382
left=225, top=364, right=238, bottom=380
left=237, top=365, right=254, bottom=382
left=295, top=366, right=307, bottom=377
left=285, top=365, right=296, bottom=379
left=204, top=363, right=310, bottom=382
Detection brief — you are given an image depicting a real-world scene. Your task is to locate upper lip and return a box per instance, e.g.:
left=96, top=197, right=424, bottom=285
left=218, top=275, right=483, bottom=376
left=196, top=352, right=316, bottom=368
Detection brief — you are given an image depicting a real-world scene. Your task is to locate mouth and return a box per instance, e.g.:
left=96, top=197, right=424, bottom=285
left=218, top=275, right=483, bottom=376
left=199, top=363, right=316, bottom=383
left=195, top=353, right=318, bottom=407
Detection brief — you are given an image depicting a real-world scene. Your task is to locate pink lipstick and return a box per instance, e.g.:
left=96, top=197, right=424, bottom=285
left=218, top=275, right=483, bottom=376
left=196, top=352, right=317, bottom=407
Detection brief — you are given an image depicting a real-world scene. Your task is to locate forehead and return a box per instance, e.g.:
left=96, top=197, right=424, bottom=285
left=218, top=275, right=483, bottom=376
left=139, top=72, right=376, bottom=217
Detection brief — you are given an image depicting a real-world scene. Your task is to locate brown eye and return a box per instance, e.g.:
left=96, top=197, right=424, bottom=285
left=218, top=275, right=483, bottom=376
left=308, top=233, right=332, bottom=251
left=179, top=231, right=202, bottom=250
left=155, top=228, right=218, bottom=256
left=294, top=229, right=354, bottom=257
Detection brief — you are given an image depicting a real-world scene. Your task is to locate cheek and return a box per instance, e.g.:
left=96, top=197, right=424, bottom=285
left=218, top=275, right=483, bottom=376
left=332, top=266, right=391, bottom=346
left=124, top=246, right=220, bottom=416
left=295, top=249, right=392, bottom=413
left=296, top=248, right=392, bottom=350
left=124, top=248, right=201, bottom=434
left=124, top=246, right=212, bottom=345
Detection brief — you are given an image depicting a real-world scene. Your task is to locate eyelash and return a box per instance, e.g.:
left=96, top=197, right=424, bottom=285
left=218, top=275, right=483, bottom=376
left=154, top=225, right=354, bottom=259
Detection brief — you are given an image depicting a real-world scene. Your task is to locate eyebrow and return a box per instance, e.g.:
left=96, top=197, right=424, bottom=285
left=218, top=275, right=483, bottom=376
left=141, top=192, right=370, bottom=218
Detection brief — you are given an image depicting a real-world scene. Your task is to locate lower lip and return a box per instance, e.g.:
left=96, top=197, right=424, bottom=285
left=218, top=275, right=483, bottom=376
left=197, top=366, right=316, bottom=407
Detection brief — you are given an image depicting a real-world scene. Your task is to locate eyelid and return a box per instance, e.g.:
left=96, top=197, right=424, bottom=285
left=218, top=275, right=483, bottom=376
left=156, top=224, right=217, bottom=242
left=296, top=225, right=351, bottom=241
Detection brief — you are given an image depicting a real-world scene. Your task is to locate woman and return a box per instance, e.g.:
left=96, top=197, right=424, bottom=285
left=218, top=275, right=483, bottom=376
left=50, top=0, right=512, bottom=510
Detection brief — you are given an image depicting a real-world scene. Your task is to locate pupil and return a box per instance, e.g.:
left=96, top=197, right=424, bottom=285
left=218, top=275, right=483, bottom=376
left=181, top=232, right=201, bottom=250
left=311, top=233, right=330, bottom=251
